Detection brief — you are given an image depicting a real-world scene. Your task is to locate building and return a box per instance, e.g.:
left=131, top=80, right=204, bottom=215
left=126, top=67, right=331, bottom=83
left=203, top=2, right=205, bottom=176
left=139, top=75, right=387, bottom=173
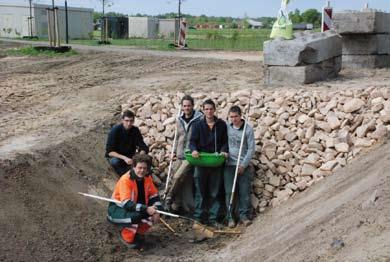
left=158, top=18, right=179, bottom=38
left=247, top=19, right=263, bottom=29
left=103, top=16, right=128, bottom=39
left=128, top=17, right=158, bottom=39
left=293, top=23, right=314, bottom=30
left=0, top=2, right=93, bottom=39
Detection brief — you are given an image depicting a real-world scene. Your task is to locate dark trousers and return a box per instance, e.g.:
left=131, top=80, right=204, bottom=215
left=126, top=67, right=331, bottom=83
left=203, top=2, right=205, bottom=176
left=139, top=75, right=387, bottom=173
left=109, top=157, right=131, bottom=176
left=224, top=166, right=251, bottom=221
left=193, top=166, right=222, bottom=223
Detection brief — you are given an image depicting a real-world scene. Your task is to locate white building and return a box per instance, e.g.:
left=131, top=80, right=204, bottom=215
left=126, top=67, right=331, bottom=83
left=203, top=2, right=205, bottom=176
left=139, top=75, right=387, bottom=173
left=158, top=18, right=179, bottom=38
left=0, top=2, right=93, bottom=39
left=247, top=19, right=263, bottom=29
left=128, top=17, right=158, bottom=39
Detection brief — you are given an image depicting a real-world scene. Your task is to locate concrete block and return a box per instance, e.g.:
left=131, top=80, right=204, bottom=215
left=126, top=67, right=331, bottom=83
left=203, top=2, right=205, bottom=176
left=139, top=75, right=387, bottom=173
left=263, top=31, right=342, bottom=66
left=264, top=56, right=342, bottom=85
left=342, top=55, right=390, bottom=68
left=342, top=34, right=390, bottom=55
left=334, top=11, right=390, bottom=34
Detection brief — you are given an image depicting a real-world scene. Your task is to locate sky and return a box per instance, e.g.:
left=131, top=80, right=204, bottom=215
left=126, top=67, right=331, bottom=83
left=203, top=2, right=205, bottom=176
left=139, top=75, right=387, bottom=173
left=2, top=0, right=389, bottom=18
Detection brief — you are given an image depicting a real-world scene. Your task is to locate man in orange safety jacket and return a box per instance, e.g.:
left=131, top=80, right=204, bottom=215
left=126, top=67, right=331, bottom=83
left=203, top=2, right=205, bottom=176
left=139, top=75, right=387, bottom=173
left=107, top=154, right=162, bottom=249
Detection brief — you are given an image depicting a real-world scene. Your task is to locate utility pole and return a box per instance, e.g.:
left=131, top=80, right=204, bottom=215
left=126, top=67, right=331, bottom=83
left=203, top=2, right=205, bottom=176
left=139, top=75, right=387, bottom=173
left=102, top=0, right=105, bottom=16
left=28, top=0, right=33, bottom=37
left=178, top=0, right=182, bottom=20
left=65, top=0, right=69, bottom=44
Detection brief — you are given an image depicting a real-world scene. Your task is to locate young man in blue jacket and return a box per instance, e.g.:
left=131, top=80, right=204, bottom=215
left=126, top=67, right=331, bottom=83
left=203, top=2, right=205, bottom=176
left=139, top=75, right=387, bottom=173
left=189, top=99, right=228, bottom=229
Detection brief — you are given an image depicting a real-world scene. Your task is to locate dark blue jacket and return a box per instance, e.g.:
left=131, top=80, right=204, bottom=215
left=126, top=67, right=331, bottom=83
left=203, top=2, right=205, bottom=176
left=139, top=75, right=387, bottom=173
left=105, top=124, right=149, bottom=158
left=189, top=116, right=228, bottom=153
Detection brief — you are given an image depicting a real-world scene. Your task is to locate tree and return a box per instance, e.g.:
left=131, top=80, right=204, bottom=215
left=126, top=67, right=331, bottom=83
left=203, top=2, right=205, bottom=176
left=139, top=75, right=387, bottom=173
left=301, top=8, right=321, bottom=27
left=289, top=9, right=302, bottom=24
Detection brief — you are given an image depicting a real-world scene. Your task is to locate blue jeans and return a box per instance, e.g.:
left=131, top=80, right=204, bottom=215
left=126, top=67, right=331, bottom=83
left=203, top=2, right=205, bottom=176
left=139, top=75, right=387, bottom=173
left=224, top=166, right=251, bottom=221
left=193, top=166, right=222, bottom=224
left=109, top=157, right=131, bottom=176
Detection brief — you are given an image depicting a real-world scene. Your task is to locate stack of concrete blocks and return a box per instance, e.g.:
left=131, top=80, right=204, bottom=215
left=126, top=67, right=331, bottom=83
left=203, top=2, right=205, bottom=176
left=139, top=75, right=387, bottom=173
left=334, top=9, right=390, bottom=68
left=263, top=31, right=342, bottom=85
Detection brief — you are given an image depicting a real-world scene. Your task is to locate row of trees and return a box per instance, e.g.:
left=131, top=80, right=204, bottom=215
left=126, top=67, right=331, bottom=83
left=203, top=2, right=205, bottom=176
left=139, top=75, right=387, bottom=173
left=93, top=8, right=321, bottom=29
left=289, top=9, right=322, bottom=27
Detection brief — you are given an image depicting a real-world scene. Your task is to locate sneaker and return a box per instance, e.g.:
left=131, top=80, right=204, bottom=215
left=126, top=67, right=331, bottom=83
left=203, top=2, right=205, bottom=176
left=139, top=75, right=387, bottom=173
left=228, top=220, right=236, bottom=228
left=240, top=218, right=252, bottom=227
left=192, top=221, right=203, bottom=230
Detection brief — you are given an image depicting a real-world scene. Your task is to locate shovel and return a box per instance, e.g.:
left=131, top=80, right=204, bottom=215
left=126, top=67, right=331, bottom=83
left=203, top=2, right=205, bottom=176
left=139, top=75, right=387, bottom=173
left=78, top=192, right=220, bottom=240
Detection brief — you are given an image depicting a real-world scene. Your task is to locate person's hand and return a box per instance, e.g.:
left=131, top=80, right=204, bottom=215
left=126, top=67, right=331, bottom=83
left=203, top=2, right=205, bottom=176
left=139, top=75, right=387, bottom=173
left=238, top=166, right=244, bottom=175
left=124, top=157, right=133, bottom=165
left=221, top=152, right=228, bottom=158
left=146, top=206, right=156, bottom=216
left=151, top=213, right=160, bottom=224
left=192, top=151, right=200, bottom=158
left=170, top=152, right=176, bottom=159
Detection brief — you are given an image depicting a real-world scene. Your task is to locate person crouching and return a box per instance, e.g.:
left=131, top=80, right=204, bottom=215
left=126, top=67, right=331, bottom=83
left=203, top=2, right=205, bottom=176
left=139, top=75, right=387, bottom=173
left=107, top=154, right=162, bottom=249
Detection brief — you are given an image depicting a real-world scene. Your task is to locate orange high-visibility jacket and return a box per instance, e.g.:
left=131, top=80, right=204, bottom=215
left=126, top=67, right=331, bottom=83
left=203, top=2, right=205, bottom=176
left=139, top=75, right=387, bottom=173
left=111, top=170, right=160, bottom=211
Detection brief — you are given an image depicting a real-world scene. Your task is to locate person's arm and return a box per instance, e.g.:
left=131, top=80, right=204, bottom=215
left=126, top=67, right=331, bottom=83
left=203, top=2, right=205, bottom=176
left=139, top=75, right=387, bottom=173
left=108, top=151, right=131, bottom=163
left=148, top=178, right=162, bottom=223
left=189, top=122, right=200, bottom=158
left=241, top=126, right=256, bottom=169
left=135, top=128, right=149, bottom=154
left=220, top=121, right=229, bottom=154
left=117, top=179, right=147, bottom=212
left=105, top=127, right=117, bottom=157
left=173, top=121, right=181, bottom=155
left=106, top=126, right=132, bottom=164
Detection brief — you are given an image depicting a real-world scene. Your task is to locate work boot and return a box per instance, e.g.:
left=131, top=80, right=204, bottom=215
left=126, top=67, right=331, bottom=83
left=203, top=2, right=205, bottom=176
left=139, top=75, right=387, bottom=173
left=239, top=218, right=252, bottom=227
left=210, top=221, right=224, bottom=230
left=192, top=221, right=203, bottom=230
left=118, top=232, right=142, bottom=249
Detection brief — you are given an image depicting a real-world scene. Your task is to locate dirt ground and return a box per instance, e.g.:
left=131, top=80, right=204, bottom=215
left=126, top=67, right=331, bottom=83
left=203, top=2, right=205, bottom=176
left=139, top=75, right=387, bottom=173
left=0, top=41, right=390, bottom=261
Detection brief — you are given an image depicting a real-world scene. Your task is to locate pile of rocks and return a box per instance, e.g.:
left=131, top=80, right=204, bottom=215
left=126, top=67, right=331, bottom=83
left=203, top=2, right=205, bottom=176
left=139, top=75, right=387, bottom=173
left=334, top=9, right=390, bottom=68
left=121, top=88, right=390, bottom=213
left=263, top=31, right=342, bottom=85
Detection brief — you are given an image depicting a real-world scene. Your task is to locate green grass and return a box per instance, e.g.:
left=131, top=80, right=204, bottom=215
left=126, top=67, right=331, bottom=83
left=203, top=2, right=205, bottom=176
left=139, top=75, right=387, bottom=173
left=4, top=46, right=78, bottom=57
left=73, top=28, right=272, bottom=51
left=18, top=28, right=273, bottom=51
left=71, top=38, right=175, bottom=50
left=185, top=29, right=271, bottom=51
left=189, top=29, right=271, bottom=50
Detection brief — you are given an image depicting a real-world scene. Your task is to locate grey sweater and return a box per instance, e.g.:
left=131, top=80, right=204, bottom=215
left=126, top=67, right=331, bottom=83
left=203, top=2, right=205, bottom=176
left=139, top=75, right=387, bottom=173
left=226, top=120, right=256, bottom=168
left=174, top=110, right=203, bottom=159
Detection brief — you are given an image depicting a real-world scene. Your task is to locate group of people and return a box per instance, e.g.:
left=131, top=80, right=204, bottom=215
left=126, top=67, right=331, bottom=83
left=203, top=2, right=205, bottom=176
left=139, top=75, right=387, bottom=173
left=105, top=95, right=255, bottom=248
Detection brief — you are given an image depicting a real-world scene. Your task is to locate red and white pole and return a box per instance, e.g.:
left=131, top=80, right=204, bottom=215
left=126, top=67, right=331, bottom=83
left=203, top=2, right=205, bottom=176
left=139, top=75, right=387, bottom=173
left=322, top=1, right=333, bottom=32
left=178, top=19, right=187, bottom=48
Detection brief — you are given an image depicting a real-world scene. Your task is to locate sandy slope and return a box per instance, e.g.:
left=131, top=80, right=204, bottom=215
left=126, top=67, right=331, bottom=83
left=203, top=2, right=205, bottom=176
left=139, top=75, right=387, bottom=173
left=204, top=140, right=390, bottom=261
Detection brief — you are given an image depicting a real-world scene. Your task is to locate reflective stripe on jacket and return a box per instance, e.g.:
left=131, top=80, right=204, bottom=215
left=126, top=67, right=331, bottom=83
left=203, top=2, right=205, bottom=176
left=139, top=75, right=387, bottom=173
left=111, top=170, right=160, bottom=211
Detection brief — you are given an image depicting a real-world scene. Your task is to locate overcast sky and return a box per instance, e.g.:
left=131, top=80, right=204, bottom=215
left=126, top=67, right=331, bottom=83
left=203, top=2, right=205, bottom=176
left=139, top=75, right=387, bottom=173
left=2, top=0, right=389, bottom=18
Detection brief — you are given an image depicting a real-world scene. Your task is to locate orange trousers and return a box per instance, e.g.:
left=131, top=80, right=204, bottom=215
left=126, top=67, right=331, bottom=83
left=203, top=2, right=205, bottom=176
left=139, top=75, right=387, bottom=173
left=121, top=222, right=151, bottom=243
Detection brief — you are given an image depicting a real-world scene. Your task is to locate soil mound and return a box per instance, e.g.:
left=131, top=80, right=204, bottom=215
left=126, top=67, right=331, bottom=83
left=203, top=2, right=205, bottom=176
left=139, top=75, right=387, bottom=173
left=203, top=140, right=390, bottom=261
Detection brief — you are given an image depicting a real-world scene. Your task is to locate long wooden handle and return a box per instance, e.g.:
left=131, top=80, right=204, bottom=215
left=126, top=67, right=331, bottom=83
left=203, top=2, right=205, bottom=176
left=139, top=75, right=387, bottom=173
left=163, top=107, right=182, bottom=198
left=229, top=92, right=252, bottom=209
left=160, top=217, right=176, bottom=233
